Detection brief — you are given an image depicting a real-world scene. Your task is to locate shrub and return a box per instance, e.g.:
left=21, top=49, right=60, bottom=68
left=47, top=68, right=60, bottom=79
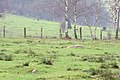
left=89, top=67, right=120, bottom=80
left=100, top=69, right=116, bottom=80
left=28, top=48, right=36, bottom=55
left=89, top=68, right=100, bottom=75
left=27, top=40, right=33, bottom=44
left=100, top=63, right=109, bottom=69
left=0, top=53, right=6, bottom=60
left=36, top=77, right=46, bottom=80
left=23, top=62, right=29, bottom=66
left=14, top=49, right=27, bottom=54
left=96, top=57, right=105, bottom=63
left=70, top=53, right=76, bottom=56
left=14, top=50, right=21, bottom=54
left=0, top=49, right=7, bottom=52
left=81, top=56, right=105, bottom=63
left=14, top=48, right=36, bottom=56
left=67, top=67, right=79, bottom=71
left=46, top=51, right=58, bottom=59
left=40, top=57, right=53, bottom=65
left=110, top=62, right=119, bottom=69
left=81, top=53, right=120, bottom=63
left=0, top=53, right=13, bottom=61
left=100, top=62, right=119, bottom=69
left=5, top=54, right=13, bottom=61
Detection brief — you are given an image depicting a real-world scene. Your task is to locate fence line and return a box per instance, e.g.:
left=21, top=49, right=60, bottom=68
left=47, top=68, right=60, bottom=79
left=0, top=26, right=119, bottom=40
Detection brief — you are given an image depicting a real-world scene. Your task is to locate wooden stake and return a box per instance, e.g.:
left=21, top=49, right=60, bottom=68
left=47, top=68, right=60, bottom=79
left=3, top=26, right=5, bottom=38
left=24, top=27, right=26, bottom=38
left=80, top=27, right=82, bottom=40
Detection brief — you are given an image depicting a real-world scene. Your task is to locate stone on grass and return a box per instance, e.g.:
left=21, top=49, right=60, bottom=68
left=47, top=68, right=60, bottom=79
left=68, top=45, right=84, bottom=49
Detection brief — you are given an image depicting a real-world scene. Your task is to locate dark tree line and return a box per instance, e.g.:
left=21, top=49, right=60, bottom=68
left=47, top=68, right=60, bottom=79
left=6, top=0, right=108, bottom=26
left=0, top=0, right=7, bottom=14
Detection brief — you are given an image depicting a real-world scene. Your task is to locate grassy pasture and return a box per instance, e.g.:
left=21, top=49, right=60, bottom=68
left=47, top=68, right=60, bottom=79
left=0, top=14, right=120, bottom=80
left=0, top=38, right=120, bottom=80
left=0, top=14, right=117, bottom=39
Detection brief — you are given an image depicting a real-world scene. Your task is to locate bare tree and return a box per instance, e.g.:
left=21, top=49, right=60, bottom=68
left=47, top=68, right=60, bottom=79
left=114, top=0, right=120, bottom=39
left=65, top=0, right=69, bottom=38
left=0, top=0, right=7, bottom=17
left=82, top=0, right=104, bottom=39
left=105, top=0, right=120, bottom=39
left=73, top=0, right=78, bottom=39
left=94, top=0, right=101, bottom=39
left=83, top=0, right=94, bottom=39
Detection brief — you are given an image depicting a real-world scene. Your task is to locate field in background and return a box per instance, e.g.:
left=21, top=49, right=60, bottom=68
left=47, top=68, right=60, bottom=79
left=0, top=14, right=118, bottom=39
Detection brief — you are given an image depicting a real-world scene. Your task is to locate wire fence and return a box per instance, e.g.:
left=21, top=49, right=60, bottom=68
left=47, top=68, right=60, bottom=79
left=0, top=26, right=119, bottom=40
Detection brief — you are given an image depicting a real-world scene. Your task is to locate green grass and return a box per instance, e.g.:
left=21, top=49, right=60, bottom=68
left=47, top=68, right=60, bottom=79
left=0, top=38, right=120, bottom=80
left=0, top=14, right=120, bottom=80
left=0, top=14, right=117, bottom=39
left=0, top=14, right=60, bottom=38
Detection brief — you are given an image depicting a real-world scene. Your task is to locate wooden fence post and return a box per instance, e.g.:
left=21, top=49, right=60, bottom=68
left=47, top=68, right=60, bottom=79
left=3, top=26, right=5, bottom=38
left=41, top=27, right=43, bottom=38
left=80, top=27, right=82, bottom=40
left=59, top=29, right=62, bottom=39
left=100, top=30, right=102, bottom=40
left=24, top=27, right=26, bottom=38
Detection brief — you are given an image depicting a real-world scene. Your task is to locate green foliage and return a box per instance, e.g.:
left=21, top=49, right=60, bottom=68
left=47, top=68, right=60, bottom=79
left=81, top=55, right=105, bottom=63
left=100, top=62, right=119, bottom=69
left=100, top=63, right=109, bottom=69
left=27, top=40, right=33, bottom=44
left=23, top=62, right=29, bottom=66
left=0, top=53, right=5, bottom=60
left=40, top=57, right=53, bottom=65
left=81, top=53, right=120, bottom=63
left=0, top=53, right=13, bottom=61
left=4, top=54, right=13, bottom=61
left=14, top=48, right=36, bottom=55
left=90, top=68, right=120, bottom=80
left=110, top=62, right=119, bottom=69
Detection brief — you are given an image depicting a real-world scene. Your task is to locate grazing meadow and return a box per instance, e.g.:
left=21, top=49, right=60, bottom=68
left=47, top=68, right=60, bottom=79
left=0, top=14, right=120, bottom=80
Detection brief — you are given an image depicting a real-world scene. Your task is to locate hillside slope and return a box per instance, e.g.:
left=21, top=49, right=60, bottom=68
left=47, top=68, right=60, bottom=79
left=0, top=14, right=60, bottom=38
left=0, top=14, right=114, bottom=39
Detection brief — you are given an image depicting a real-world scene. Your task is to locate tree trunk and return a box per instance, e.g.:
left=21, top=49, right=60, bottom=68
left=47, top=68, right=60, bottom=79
left=100, top=30, right=102, bottom=40
left=94, top=12, right=99, bottom=39
left=73, top=0, right=78, bottom=39
left=83, top=0, right=93, bottom=40
left=115, top=7, right=120, bottom=39
left=80, top=27, right=82, bottom=40
left=65, top=0, right=69, bottom=38
left=94, top=0, right=100, bottom=40
left=84, top=15, right=94, bottom=39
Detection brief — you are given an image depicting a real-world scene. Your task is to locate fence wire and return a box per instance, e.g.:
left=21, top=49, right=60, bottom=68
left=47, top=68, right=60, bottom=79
left=0, top=26, right=119, bottom=40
